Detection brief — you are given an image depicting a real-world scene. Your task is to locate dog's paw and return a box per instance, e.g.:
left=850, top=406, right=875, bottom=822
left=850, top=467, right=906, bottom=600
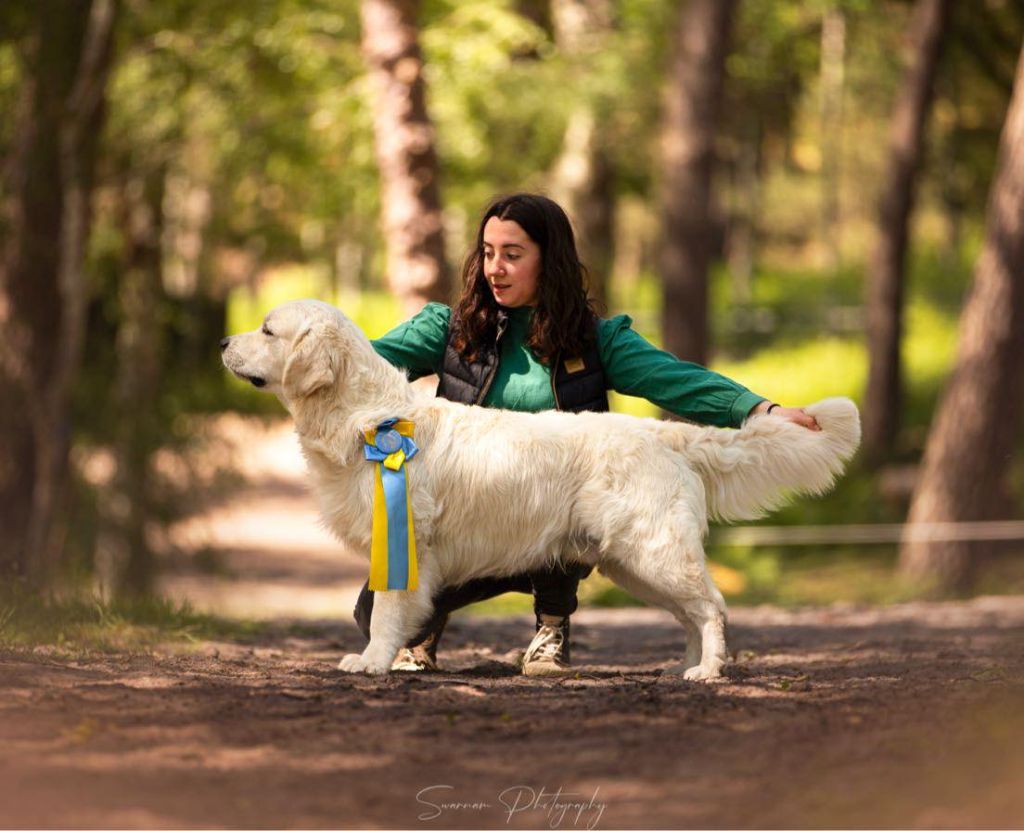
left=662, top=651, right=704, bottom=675
left=337, top=652, right=390, bottom=675
left=682, top=662, right=723, bottom=682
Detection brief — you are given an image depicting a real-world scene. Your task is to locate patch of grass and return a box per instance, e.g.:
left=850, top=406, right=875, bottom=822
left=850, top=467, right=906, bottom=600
left=227, top=265, right=404, bottom=339
left=460, top=544, right=1024, bottom=616
left=455, top=592, right=534, bottom=618
left=0, top=588, right=269, bottom=653
left=715, top=336, right=866, bottom=405
left=553, top=552, right=919, bottom=612
left=767, top=554, right=917, bottom=607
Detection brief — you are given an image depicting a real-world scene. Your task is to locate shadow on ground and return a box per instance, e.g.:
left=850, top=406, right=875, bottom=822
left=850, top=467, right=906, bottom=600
left=2, top=598, right=1023, bottom=829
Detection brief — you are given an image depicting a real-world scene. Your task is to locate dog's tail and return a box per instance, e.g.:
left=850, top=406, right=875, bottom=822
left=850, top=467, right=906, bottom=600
left=658, top=397, right=861, bottom=522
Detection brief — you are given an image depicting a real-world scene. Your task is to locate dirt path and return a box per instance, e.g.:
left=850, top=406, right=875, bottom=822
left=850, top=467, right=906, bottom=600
left=8, top=417, right=1021, bottom=828
left=2, top=598, right=1023, bottom=829
left=156, top=415, right=370, bottom=621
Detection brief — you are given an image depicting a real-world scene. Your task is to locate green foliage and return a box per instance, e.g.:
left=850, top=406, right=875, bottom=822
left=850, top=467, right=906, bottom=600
left=5, top=0, right=1019, bottom=604
left=422, top=0, right=560, bottom=207
left=103, top=0, right=376, bottom=267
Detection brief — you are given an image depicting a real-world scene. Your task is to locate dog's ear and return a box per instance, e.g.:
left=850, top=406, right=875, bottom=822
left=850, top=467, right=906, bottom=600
left=283, top=323, right=341, bottom=399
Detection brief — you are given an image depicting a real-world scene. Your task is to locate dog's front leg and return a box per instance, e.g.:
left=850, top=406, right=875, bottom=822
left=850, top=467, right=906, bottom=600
left=337, top=579, right=434, bottom=675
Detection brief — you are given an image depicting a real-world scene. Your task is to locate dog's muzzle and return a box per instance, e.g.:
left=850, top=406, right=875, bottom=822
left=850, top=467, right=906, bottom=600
left=220, top=336, right=267, bottom=387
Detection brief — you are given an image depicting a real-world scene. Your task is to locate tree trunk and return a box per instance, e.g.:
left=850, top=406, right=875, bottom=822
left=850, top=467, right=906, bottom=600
left=550, top=0, right=615, bottom=312
left=899, top=41, right=1024, bottom=594
left=658, top=0, right=738, bottom=365
left=0, top=0, right=118, bottom=587
left=863, top=0, right=952, bottom=466
left=0, top=67, right=42, bottom=582
left=727, top=118, right=761, bottom=305
left=360, top=0, right=451, bottom=315
left=95, top=170, right=166, bottom=599
left=817, top=6, right=845, bottom=273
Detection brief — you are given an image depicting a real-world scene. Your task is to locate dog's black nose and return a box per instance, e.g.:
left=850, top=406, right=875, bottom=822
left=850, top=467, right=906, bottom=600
left=220, top=337, right=231, bottom=351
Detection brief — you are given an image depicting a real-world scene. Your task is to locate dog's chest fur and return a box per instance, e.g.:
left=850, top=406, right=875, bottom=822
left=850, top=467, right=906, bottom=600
left=299, top=439, right=377, bottom=558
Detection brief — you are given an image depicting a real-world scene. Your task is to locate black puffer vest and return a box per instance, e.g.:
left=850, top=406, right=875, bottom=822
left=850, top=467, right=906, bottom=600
left=436, top=309, right=610, bottom=413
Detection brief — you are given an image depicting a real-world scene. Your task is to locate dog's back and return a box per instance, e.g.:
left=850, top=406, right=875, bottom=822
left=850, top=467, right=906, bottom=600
left=406, top=397, right=859, bottom=583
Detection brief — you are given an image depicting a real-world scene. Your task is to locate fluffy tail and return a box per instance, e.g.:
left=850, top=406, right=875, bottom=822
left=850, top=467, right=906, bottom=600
left=660, top=397, right=861, bottom=522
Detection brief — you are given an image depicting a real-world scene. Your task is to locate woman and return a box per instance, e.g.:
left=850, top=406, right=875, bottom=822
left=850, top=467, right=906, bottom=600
left=355, top=193, right=818, bottom=676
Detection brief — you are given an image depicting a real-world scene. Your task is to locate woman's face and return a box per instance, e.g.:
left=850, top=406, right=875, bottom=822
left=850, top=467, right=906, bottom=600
left=481, top=216, right=541, bottom=308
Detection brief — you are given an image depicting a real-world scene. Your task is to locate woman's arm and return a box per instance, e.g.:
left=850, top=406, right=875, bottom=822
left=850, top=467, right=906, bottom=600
left=369, top=302, right=452, bottom=381
left=599, top=315, right=818, bottom=429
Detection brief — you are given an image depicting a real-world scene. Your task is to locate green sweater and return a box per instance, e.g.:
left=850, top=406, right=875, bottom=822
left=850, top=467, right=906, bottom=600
left=370, top=303, right=765, bottom=428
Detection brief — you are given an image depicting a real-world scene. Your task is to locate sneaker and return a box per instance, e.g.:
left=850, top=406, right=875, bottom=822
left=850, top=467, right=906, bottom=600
left=391, top=615, right=446, bottom=672
left=522, top=615, right=572, bottom=677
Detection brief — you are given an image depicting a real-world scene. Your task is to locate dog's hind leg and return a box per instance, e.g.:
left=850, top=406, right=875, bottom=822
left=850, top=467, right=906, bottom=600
left=602, top=543, right=728, bottom=681
left=337, top=568, right=437, bottom=675
left=669, top=582, right=729, bottom=681
left=597, top=561, right=704, bottom=671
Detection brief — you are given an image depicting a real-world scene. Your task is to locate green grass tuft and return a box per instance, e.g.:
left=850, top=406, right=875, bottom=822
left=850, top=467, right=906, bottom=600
left=0, top=588, right=269, bottom=653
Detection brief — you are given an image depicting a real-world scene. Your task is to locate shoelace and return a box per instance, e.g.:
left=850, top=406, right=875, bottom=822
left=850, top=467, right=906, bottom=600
left=525, top=625, right=565, bottom=662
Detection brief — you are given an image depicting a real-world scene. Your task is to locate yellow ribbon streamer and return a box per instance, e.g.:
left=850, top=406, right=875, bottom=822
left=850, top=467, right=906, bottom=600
left=365, top=420, right=418, bottom=591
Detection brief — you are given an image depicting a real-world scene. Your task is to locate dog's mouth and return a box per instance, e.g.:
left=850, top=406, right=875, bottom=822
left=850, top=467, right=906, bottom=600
left=230, top=368, right=267, bottom=388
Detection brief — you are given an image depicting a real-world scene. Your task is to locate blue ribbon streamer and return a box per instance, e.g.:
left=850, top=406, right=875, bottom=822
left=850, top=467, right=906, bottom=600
left=364, top=418, right=419, bottom=590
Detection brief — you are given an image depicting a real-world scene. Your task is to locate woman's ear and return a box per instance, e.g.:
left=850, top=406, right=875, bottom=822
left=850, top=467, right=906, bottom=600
left=283, top=323, right=341, bottom=399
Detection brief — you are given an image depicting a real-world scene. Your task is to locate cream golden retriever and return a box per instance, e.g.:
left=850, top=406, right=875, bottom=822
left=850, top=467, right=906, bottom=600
left=221, top=299, right=860, bottom=680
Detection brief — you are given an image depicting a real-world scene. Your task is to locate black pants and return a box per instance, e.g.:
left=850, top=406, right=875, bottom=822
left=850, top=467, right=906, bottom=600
left=353, top=561, right=593, bottom=646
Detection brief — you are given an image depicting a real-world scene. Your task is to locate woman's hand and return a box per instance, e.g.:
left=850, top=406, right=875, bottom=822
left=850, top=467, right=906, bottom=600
left=749, top=400, right=821, bottom=431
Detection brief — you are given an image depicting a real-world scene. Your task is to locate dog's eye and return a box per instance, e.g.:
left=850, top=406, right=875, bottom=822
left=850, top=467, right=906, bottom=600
left=261, top=324, right=274, bottom=337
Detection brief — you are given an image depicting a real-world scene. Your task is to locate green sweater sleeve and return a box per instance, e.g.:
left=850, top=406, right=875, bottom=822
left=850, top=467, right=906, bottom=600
left=598, top=314, right=766, bottom=428
left=370, top=302, right=451, bottom=381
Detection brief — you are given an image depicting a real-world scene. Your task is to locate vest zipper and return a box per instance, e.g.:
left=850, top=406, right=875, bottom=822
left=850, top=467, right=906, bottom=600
left=550, top=349, right=563, bottom=410
left=474, top=315, right=509, bottom=405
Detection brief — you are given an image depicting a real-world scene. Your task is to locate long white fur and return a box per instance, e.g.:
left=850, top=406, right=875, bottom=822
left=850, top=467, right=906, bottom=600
left=222, top=299, right=861, bottom=681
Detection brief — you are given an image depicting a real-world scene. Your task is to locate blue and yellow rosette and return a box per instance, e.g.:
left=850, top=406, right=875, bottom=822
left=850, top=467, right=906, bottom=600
left=363, top=418, right=419, bottom=591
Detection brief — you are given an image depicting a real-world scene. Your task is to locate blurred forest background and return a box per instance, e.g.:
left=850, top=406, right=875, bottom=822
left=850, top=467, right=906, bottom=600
left=2, top=0, right=1024, bottom=636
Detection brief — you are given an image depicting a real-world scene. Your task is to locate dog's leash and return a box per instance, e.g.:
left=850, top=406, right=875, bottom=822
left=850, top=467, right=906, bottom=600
left=363, top=418, right=419, bottom=591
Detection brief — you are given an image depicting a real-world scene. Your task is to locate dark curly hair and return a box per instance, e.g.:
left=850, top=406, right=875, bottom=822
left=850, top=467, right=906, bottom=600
left=452, top=193, right=597, bottom=365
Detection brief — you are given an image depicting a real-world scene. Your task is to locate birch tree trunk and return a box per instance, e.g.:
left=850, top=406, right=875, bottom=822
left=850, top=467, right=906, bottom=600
left=863, top=0, right=952, bottom=466
left=658, top=0, right=738, bottom=365
left=361, top=0, right=451, bottom=315
left=899, top=41, right=1024, bottom=594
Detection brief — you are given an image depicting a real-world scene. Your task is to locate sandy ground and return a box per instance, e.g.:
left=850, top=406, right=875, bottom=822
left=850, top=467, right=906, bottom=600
left=4, top=417, right=1023, bottom=829
left=2, top=600, right=1023, bottom=829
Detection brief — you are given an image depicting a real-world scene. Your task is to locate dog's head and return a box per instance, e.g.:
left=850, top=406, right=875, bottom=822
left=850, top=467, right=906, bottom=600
left=221, top=299, right=349, bottom=401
